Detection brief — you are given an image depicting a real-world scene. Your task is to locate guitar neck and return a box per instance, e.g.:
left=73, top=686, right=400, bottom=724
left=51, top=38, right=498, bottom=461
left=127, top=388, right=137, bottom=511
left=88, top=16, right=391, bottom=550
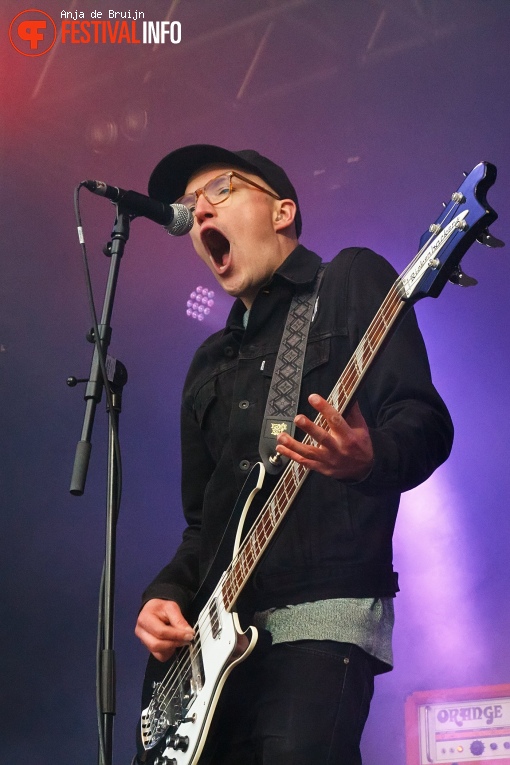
left=221, top=278, right=408, bottom=611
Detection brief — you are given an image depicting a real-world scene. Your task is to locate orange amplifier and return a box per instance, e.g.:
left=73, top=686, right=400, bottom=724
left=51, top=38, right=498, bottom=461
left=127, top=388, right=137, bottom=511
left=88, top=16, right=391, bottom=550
left=405, top=684, right=510, bottom=764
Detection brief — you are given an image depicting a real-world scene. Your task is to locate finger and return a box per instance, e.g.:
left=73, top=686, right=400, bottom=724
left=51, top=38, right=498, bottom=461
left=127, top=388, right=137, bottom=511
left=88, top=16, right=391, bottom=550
left=307, top=393, right=352, bottom=433
left=275, top=431, right=337, bottom=473
left=292, top=414, right=336, bottom=448
left=135, top=621, right=194, bottom=664
left=138, top=612, right=188, bottom=642
left=158, top=600, right=194, bottom=635
left=275, top=439, right=335, bottom=477
left=137, top=600, right=194, bottom=642
left=135, top=623, right=173, bottom=652
left=135, top=618, right=193, bottom=653
left=135, top=626, right=179, bottom=663
left=153, top=649, right=175, bottom=663
left=275, top=437, right=318, bottom=464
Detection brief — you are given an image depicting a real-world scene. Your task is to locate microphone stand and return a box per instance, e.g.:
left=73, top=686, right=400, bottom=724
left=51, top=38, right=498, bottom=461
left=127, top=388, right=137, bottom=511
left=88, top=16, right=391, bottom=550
left=70, top=205, right=131, bottom=765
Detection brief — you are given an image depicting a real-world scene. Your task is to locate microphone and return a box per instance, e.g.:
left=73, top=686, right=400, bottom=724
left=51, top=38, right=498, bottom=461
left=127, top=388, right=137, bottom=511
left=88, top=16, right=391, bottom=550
left=83, top=180, right=194, bottom=236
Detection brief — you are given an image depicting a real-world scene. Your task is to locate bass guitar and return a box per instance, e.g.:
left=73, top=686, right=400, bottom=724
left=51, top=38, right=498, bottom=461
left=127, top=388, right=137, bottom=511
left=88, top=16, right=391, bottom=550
left=135, top=162, right=501, bottom=765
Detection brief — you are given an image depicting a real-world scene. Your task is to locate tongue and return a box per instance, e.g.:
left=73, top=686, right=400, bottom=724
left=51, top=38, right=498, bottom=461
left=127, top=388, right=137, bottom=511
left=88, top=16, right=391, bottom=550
left=205, top=230, right=230, bottom=269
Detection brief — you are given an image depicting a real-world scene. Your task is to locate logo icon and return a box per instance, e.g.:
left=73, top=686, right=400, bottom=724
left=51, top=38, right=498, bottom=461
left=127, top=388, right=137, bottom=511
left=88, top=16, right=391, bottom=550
left=270, top=422, right=289, bottom=437
left=9, top=9, right=57, bottom=56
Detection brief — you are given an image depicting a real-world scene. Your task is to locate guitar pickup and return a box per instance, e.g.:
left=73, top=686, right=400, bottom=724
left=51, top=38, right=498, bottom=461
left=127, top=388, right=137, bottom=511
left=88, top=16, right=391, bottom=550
left=209, top=598, right=222, bottom=640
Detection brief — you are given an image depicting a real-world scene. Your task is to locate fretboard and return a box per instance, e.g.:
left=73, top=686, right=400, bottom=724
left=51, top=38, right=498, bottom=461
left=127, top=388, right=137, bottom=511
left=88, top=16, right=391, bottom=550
left=221, top=278, right=408, bottom=612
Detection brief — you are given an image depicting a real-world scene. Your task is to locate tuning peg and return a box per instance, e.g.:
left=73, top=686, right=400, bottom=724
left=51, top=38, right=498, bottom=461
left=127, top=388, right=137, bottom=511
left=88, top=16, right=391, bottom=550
left=448, top=266, right=478, bottom=288
left=476, top=229, right=505, bottom=248
left=463, top=171, right=468, bottom=177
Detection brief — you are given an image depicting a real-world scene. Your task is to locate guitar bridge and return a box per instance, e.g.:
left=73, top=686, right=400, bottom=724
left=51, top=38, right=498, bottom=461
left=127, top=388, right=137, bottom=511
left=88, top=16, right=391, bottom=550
left=141, top=638, right=205, bottom=750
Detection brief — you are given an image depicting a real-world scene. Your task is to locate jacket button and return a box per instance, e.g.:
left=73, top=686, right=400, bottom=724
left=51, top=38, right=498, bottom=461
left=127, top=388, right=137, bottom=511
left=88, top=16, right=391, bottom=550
left=239, top=460, right=250, bottom=471
left=239, top=400, right=249, bottom=409
left=224, top=346, right=235, bottom=358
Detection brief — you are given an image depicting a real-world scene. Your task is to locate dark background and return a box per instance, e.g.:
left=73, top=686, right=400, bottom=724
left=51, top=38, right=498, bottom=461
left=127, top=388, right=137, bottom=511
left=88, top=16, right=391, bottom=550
left=1, top=1, right=509, bottom=762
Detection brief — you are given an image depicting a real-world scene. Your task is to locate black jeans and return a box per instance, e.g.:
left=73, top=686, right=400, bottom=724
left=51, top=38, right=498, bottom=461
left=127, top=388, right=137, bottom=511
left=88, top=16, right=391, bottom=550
left=200, top=640, right=375, bottom=765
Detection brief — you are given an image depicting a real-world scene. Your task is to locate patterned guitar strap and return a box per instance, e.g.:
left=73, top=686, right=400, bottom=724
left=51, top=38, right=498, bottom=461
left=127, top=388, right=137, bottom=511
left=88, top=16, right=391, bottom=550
left=259, top=263, right=326, bottom=475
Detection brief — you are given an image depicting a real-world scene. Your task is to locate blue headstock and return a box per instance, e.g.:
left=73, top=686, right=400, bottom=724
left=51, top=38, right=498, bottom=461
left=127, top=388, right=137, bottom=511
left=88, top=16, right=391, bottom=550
left=400, top=162, right=502, bottom=303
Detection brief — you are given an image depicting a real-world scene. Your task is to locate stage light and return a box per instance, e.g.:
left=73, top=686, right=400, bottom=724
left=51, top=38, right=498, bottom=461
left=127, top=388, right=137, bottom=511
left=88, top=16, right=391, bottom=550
left=120, top=105, right=148, bottom=142
left=85, top=116, right=118, bottom=153
left=186, top=286, right=215, bottom=322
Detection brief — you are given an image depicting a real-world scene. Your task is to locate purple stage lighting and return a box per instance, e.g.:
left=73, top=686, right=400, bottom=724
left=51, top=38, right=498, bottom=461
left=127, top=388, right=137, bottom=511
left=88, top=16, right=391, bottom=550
left=186, top=285, right=215, bottom=322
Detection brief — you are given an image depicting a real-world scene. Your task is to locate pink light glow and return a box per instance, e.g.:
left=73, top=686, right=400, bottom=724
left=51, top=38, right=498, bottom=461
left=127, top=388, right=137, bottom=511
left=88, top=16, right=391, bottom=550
left=394, top=470, right=486, bottom=681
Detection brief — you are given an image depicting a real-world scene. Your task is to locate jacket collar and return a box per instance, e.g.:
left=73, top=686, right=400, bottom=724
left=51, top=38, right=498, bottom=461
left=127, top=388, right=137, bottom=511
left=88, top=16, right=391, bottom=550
left=273, top=244, right=322, bottom=286
left=225, top=244, right=322, bottom=332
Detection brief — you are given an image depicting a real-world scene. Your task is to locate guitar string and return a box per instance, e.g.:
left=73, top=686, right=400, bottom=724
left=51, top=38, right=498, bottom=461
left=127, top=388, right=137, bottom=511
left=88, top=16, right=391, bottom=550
left=222, top=201, right=469, bottom=605
left=148, top=281, right=420, bottom=720
left=147, top=283, right=408, bottom=721
left=225, top=279, right=408, bottom=558
left=149, top=185, right=484, bottom=746
left=148, top=288, right=447, bottom=730
left=221, top=286, right=407, bottom=606
left=153, top=204, right=464, bottom=710
left=145, top=575, right=225, bottom=718
left=207, top=208, right=462, bottom=615
left=145, top=204, right=463, bottom=731
left=148, top=276, right=423, bottom=720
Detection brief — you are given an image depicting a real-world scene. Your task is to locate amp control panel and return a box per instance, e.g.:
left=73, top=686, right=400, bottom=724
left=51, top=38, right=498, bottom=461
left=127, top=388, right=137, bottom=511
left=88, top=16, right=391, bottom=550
left=405, top=684, right=510, bottom=764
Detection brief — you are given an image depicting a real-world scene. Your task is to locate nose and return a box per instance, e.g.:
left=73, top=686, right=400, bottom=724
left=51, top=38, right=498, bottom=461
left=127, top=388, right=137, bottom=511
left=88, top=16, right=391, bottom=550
left=193, top=190, right=216, bottom=224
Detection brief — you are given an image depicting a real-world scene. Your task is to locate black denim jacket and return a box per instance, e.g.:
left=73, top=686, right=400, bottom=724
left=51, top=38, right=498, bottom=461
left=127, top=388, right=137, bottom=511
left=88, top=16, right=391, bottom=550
left=143, top=245, right=453, bottom=614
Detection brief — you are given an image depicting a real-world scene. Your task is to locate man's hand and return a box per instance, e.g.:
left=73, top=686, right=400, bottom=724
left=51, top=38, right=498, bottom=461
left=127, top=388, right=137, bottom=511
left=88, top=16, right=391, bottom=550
left=276, top=394, right=374, bottom=481
left=135, top=598, right=194, bottom=662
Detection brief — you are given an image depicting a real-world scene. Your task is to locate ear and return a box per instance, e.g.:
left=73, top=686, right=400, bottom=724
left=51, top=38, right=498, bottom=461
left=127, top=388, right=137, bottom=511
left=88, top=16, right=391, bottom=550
left=274, top=199, right=296, bottom=232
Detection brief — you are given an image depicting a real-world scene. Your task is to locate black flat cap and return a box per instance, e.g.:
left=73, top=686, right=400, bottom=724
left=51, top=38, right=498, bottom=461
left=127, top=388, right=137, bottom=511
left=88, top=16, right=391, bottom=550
left=148, top=144, right=302, bottom=237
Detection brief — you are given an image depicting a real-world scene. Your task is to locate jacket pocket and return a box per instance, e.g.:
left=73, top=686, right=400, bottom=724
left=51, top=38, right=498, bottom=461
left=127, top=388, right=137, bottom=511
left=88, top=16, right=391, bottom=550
left=303, top=336, right=331, bottom=377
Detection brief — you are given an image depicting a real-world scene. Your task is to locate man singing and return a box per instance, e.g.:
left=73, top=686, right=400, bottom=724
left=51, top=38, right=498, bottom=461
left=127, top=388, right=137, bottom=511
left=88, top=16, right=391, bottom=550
left=135, top=145, right=453, bottom=764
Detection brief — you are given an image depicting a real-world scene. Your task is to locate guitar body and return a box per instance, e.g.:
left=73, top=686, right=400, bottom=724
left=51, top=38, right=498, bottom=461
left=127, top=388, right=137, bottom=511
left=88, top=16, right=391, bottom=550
left=136, top=464, right=265, bottom=765
left=139, top=611, right=256, bottom=765
left=135, top=162, right=502, bottom=765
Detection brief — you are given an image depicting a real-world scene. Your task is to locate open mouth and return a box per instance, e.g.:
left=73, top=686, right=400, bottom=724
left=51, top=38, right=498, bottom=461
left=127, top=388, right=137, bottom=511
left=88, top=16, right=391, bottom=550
left=202, top=228, right=231, bottom=273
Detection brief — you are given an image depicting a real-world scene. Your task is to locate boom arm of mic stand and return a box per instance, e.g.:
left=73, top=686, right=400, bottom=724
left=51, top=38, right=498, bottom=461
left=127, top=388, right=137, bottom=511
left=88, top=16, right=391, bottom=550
left=70, top=209, right=130, bottom=496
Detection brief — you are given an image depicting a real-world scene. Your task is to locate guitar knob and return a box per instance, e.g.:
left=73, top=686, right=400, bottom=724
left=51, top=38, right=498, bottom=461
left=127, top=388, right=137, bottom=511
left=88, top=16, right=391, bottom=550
left=168, top=734, right=189, bottom=752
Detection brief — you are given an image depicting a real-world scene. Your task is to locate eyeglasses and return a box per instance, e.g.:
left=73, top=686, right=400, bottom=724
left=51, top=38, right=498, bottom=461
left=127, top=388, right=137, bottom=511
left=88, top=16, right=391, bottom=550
left=176, top=171, right=281, bottom=213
